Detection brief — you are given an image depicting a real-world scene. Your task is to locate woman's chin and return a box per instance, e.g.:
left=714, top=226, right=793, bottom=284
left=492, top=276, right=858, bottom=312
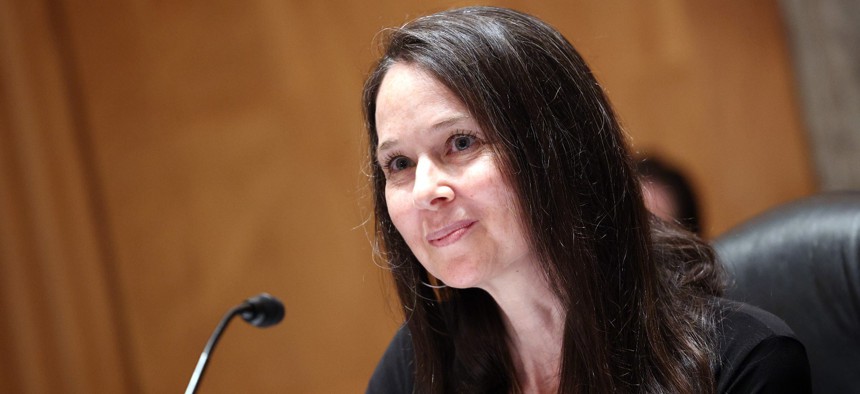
left=433, top=266, right=486, bottom=290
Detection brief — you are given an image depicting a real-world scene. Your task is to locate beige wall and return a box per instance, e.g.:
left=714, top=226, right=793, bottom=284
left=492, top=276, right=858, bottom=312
left=0, top=1, right=814, bottom=393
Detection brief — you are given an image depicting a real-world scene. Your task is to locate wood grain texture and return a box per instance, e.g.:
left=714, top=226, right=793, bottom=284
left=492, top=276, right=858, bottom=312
left=0, top=0, right=130, bottom=392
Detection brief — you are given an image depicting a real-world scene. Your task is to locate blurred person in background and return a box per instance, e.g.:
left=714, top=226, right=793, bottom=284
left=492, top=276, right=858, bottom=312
left=637, top=155, right=703, bottom=235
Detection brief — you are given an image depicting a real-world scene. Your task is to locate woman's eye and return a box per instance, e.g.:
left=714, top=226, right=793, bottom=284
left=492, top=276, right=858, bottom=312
left=451, top=135, right=475, bottom=152
left=388, top=156, right=412, bottom=172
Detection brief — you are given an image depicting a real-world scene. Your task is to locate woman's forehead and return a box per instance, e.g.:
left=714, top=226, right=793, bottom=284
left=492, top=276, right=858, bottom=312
left=374, top=64, right=473, bottom=139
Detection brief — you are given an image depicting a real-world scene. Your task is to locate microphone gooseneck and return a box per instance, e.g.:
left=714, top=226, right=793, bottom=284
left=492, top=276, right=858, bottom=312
left=185, top=293, right=285, bottom=394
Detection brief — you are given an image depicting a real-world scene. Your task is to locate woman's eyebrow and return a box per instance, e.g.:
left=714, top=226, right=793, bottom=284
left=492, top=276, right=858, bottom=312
left=430, top=115, right=470, bottom=131
left=375, top=115, right=473, bottom=158
left=376, top=139, right=398, bottom=158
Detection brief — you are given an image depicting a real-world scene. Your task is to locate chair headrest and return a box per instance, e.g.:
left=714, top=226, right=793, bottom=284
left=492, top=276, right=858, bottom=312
left=713, top=192, right=860, bottom=393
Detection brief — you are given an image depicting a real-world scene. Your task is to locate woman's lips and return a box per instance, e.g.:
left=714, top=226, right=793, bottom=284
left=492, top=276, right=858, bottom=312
left=426, top=220, right=477, bottom=247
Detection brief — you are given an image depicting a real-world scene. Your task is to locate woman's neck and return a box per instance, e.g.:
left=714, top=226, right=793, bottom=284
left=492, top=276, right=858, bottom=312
left=480, top=261, right=565, bottom=393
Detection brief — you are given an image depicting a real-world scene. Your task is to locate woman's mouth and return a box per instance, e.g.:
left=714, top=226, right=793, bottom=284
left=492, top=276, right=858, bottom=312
left=426, top=220, right=477, bottom=247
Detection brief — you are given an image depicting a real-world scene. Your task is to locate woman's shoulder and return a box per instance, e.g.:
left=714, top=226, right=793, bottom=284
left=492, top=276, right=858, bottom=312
left=713, top=298, right=811, bottom=393
left=714, top=298, right=797, bottom=348
left=366, top=326, right=415, bottom=394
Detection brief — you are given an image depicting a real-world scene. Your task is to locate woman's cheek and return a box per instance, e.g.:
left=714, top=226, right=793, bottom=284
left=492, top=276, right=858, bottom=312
left=385, top=189, right=412, bottom=236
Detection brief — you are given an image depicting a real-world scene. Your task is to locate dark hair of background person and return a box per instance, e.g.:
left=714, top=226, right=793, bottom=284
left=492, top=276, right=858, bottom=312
left=362, top=6, right=724, bottom=394
left=637, top=156, right=703, bottom=235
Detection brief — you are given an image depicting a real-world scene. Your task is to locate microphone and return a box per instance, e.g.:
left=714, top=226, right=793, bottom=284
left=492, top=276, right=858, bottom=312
left=240, top=293, right=286, bottom=327
left=185, top=293, right=285, bottom=394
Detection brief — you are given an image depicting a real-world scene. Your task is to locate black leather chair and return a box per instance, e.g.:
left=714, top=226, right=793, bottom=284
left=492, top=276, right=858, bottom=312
left=713, top=192, right=860, bottom=393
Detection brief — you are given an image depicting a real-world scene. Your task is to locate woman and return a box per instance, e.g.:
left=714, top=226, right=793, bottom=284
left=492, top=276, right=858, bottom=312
left=362, top=6, right=809, bottom=394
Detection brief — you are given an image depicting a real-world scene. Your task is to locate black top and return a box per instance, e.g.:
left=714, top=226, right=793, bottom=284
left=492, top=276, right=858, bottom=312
left=366, top=299, right=811, bottom=393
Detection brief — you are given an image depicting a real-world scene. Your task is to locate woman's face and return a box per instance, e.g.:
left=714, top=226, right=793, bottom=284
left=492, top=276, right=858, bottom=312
left=374, top=62, right=535, bottom=290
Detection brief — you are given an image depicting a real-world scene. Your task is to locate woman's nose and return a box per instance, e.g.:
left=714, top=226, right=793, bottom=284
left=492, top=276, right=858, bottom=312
left=412, top=157, right=454, bottom=210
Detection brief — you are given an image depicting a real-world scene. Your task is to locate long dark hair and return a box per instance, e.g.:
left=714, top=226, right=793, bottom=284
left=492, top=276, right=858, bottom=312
left=362, top=6, right=724, bottom=393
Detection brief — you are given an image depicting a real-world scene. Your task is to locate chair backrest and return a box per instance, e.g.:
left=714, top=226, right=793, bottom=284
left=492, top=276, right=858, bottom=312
left=713, top=192, right=860, bottom=394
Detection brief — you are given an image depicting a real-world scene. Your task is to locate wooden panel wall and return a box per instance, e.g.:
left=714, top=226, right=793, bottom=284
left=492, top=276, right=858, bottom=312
left=0, top=1, right=815, bottom=393
left=0, top=0, right=131, bottom=392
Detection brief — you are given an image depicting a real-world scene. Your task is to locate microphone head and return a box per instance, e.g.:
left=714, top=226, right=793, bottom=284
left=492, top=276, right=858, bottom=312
left=240, top=293, right=285, bottom=328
